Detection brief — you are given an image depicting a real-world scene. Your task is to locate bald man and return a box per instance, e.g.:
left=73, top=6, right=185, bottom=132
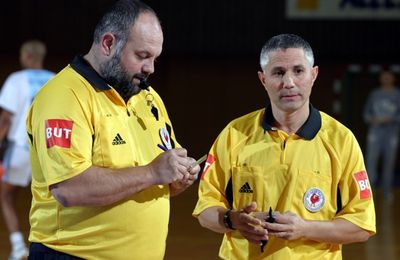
left=26, top=1, right=199, bottom=259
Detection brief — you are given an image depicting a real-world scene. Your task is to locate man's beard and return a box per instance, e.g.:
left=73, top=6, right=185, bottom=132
left=99, top=53, right=145, bottom=101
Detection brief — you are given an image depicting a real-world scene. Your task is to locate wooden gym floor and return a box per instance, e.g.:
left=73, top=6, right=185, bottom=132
left=0, top=184, right=399, bottom=259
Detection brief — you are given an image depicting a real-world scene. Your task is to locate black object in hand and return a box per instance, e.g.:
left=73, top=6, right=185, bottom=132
left=260, top=207, right=275, bottom=253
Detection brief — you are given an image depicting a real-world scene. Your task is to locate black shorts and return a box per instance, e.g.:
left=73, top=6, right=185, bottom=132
left=28, top=243, right=84, bottom=260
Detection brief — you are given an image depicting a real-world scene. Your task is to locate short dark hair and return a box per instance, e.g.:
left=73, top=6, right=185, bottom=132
left=260, top=34, right=314, bottom=70
left=93, top=0, right=158, bottom=52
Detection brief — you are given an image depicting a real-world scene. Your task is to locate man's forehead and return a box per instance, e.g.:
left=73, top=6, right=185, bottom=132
left=131, top=12, right=163, bottom=37
left=267, top=49, right=308, bottom=69
left=268, top=48, right=305, bottom=60
left=129, top=14, right=162, bottom=39
left=123, top=14, right=163, bottom=56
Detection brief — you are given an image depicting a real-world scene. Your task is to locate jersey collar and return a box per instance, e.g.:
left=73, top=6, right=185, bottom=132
left=262, top=104, right=321, bottom=140
left=70, top=55, right=110, bottom=91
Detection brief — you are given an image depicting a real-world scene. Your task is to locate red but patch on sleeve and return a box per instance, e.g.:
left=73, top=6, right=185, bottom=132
left=45, top=119, right=73, bottom=148
left=200, top=154, right=215, bottom=180
left=353, top=171, right=372, bottom=199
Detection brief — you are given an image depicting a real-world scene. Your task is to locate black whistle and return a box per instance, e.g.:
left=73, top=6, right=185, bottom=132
left=151, top=106, right=159, bottom=121
left=139, top=79, right=149, bottom=90
left=260, top=207, right=275, bottom=253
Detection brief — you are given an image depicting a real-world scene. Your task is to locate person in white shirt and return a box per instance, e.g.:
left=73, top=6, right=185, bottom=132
left=0, top=40, right=54, bottom=260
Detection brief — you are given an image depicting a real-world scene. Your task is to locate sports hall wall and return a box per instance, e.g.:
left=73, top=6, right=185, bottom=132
left=0, top=0, right=399, bottom=162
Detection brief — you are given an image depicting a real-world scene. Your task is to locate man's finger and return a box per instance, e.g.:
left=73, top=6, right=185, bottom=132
left=243, top=202, right=257, bottom=214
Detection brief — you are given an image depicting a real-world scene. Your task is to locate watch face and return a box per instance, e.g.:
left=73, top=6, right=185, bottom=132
left=223, top=210, right=234, bottom=230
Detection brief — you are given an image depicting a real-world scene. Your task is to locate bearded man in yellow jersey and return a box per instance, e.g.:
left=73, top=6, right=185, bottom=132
left=26, top=1, right=200, bottom=259
left=193, top=34, right=376, bottom=259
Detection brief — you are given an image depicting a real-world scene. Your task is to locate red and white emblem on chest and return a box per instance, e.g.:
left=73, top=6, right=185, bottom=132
left=200, top=154, right=215, bottom=180
left=303, top=187, right=325, bottom=212
left=159, top=127, right=172, bottom=150
left=354, top=171, right=371, bottom=199
left=45, top=119, right=73, bottom=148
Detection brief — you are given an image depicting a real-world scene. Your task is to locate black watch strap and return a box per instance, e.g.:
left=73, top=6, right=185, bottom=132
left=223, top=209, right=235, bottom=230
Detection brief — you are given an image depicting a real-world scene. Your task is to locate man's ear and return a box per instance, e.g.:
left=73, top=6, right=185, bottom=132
left=100, top=33, right=116, bottom=56
left=311, top=66, right=319, bottom=84
left=258, top=71, right=266, bottom=86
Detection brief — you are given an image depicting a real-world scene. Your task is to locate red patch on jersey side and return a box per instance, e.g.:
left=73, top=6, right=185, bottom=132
left=354, top=171, right=372, bottom=199
left=200, top=154, right=215, bottom=180
left=45, top=119, right=73, bottom=148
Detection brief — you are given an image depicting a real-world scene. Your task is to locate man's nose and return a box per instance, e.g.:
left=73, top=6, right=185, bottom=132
left=142, top=60, right=155, bottom=75
left=282, top=73, right=295, bottom=88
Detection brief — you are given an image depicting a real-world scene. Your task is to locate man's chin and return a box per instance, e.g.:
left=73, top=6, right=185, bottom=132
left=132, top=78, right=141, bottom=86
left=279, top=101, right=306, bottom=112
left=131, top=85, right=141, bottom=95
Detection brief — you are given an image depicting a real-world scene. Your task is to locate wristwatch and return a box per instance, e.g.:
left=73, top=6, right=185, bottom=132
left=223, top=209, right=235, bottom=230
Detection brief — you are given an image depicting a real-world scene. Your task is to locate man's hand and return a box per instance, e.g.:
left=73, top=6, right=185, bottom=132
left=169, top=156, right=200, bottom=196
left=265, top=211, right=307, bottom=241
left=265, top=211, right=372, bottom=244
left=148, top=148, right=193, bottom=185
left=230, top=202, right=269, bottom=244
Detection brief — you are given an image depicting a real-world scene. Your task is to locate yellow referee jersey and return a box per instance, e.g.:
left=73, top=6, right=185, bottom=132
left=27, top=56, right=178, bottom=260
left=193, top=105, right=376, bottom=260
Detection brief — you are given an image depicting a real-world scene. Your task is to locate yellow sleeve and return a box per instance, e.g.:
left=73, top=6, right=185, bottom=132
left=28, top=76, right=93, bottom=186
left=335, top=131, right=376, bottom=234
left=193, top=125, right=233, bottom=217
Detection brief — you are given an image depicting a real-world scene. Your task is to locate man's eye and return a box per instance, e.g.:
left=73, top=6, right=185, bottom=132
left=137, top=54, right=149, bottom=59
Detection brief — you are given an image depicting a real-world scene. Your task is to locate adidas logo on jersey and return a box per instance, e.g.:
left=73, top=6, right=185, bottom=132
left=112, top=133, right=126, bottom=145
left=239, top=182, right=253, bottom=193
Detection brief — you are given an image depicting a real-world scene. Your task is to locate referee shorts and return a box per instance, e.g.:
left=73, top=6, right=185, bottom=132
left=29, top=243, right=84, bottom=260
left=2, top=141, right=31, bottom=187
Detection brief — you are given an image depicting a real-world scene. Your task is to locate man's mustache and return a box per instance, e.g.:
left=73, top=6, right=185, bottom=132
left=132, top=74, right=149, bottom=90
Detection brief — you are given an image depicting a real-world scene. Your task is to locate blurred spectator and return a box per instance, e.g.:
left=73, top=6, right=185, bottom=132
left=0, top=40, right=54, bottom=260
left=363, top=69, right=400, bottom=200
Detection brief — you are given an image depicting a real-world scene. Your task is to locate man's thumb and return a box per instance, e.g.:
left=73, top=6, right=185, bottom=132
left=243, top=201, right=257, bottom=213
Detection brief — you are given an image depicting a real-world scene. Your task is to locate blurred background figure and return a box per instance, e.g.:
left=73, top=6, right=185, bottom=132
left=363, top=70, right=400, bottom=201
left=0, top=40, right=54, bottom=260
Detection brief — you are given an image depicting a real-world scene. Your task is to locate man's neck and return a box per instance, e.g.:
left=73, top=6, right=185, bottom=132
left=23, top=62, right=43, bottom=70
left=83, top=51, right=99, bottom=74
left=271, top=103, right=310, bottom=135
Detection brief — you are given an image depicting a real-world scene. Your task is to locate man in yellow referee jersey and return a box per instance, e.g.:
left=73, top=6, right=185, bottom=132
left=26, top=1, right=200, bottom=259
left=193, top=34, right=376, bottom=259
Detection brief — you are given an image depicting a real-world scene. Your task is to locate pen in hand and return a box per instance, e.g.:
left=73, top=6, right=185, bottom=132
left=188, top=154, right=207, bottom=171
left=157, top=144, right=207, bottom=173
left=260, top=207, right=275, bottom=253
left=157, top=144, right=168, bottom=152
